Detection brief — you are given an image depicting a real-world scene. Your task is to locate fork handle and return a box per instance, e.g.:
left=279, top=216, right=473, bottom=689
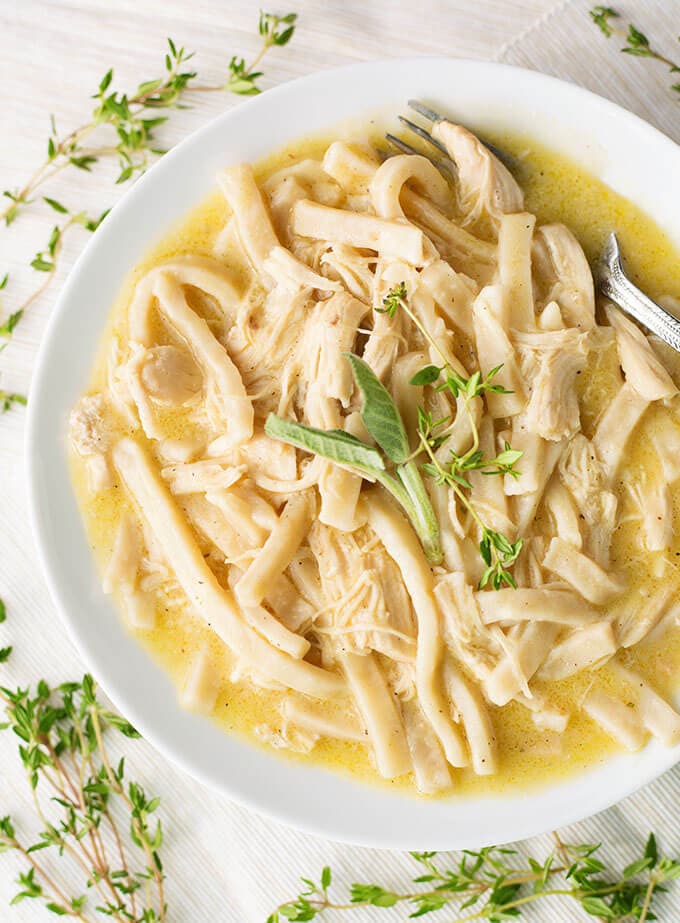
left=600, top=257, right=680, bottom=354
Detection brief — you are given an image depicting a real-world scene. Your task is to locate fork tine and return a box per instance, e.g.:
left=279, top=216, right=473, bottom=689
left=386, top=130, right=456, bottom=182
left=408, top=99, right=445, bottom=123
left=385, top=133, right=422, bottom=156
left=409, top=100, right=515, bottom=171
left=398, top=116, right=450, bottom=157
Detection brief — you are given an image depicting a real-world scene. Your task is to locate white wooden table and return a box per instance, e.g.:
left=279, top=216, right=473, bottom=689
left=1, top=1, right=679, bottom=920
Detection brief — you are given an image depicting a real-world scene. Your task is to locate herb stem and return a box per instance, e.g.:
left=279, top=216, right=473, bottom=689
left=0, top=835, right=92, bottom=921
left=90, top=705, right=166, bottom=922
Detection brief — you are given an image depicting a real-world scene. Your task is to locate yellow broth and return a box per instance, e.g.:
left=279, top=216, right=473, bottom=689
left=71, top=129, right=680, bottom=799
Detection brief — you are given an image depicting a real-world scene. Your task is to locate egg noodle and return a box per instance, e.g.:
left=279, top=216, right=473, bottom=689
left=69, top=122, right=680, bottom=795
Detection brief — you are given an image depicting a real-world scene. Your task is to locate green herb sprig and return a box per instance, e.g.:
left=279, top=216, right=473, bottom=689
left=590, top=7, right=680, bottom=95
left=0, top=13, right=297, bottom=376
left=265, top=353, right=443, bottom=564
left=269, top=834, right=680, bottom=922
left=380, top=283, right=523, bottom=590
left=0, top=599, right=166, bottom=921
left=2, top=13, right=297, bottom=227
left=0, top=201, right=110, bottom=409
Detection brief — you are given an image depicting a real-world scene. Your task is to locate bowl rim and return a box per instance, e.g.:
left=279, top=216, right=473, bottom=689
left=25, top=55, right=680, bottom=850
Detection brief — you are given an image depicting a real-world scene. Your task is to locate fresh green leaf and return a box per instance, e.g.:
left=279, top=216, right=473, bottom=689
left=589, top=5, right=618, bottom=37
left=0, top=309, right=23, bottom=338
left=265, top=415, right=385, bottom=473
left=43, top=197, right=68, bottom=214
left=344, top=353, right=410, bottom=464
left=580, top=896, right=617, bottom=917
left=99, top=68, right=114, bottom=93
left=410, top=365, right=442, bottom=387
left=350, top=883, right=399, bottom=907
left=30, top=255, right=54, bottom=272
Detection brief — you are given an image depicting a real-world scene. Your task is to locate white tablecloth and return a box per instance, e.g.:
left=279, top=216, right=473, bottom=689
left=1, top=1, right=679, bottom=919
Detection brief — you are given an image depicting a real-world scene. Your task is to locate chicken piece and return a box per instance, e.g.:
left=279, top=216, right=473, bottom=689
left=558, top=434, right=618, bottom=567
left=139, top=345, right=202, bottom=405
left=606, top=304, right=677, bottom=401
left=522, top=341, right=586, bottom=441
left=532, top=224, right=595, bottom=330
left=69, top=393, right=113, bottom=491
left=69, top=394, right=111, bottom=456
left=432, top=121, right=523, bottom=224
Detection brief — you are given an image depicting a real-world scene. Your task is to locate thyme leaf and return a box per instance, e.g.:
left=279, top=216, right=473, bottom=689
left=0, top=12, right=296, bottom=378
left=0, top=642, right=167, bottom=921
left=383, top=283, right=523, bottom=589
left=269, top=837, right=680, bottom=921
left=590, top=7, right=680, bottom=93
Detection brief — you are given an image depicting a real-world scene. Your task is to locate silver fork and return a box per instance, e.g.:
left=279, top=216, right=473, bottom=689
left=390, top=100, right=680, bottom=354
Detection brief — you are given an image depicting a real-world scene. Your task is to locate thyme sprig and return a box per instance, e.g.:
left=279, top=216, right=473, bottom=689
left=0, top=12, right=297, bottom=400
left=2, top=13, right=297, bottom=227
left=380, top=283, right=523, bottom=590
left=0, top=609, right=166, bottom=921
left=269, top=835, right=680, bottom=922
left=0, top=600, right=166, bottom=921
left=0, top=201, right=109, bottom=374
left=590, top=7, right=680, bottom=95
left=192, top=12, right=298, bottom=95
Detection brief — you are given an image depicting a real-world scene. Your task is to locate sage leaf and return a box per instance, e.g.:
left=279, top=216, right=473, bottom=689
left=264, top=415, right=385, bottom=474
left=344, top=353, right=410, bottom=464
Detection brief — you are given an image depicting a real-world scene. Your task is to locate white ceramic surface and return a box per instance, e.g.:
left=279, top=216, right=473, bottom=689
left=26, top=57, right=680, bottom=850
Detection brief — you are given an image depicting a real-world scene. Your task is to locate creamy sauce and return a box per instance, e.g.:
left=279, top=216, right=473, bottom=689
left=71, top=128, right=680, bottom=799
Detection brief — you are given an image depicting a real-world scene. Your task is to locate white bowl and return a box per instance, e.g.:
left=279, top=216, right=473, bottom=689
left=27, top=57, right=680, bottom=849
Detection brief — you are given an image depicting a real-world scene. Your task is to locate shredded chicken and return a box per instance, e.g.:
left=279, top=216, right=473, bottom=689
left=71, top=123, right=680, bottom=794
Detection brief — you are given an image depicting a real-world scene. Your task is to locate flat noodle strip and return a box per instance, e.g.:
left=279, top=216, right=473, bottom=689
left=443, top=663, right=496, bottom=775
left=498, top=212, right=536, bottom=330
left=179, top=646, right=221, bottom=714
left=471, top=286, right=525, bottom=417
left=339, top=651, right=411, bottom=779
left=128, top=255, right=241, bottom=345
left=592, top=381, right=649, bottom=482
left=610, top=663, right=680, bottom=746
left=112, top=438, right=344, bottom=700
left=543, top=538, right=624, bottom=605
left=281, top=697, right=366, bottom=743
left=218, top=163, right=280, bottom=275
left=401, top=699, right=452, bottom=794
left=153, top=273, right=253, bottom=447
left=228, top=569, right=310, bottom=660
left=292, top=199, right=432, bottom=265
left=235, top=492, right=315, bottom=609
left=537, top=622, right=617, bottom=681
left=583, top=690, right=647, bottom=751
left=365, top=491, right=469, bottom=768
left=476, top=588, right=598, bottom=627
left=370, top=154, right=450, bottom=220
